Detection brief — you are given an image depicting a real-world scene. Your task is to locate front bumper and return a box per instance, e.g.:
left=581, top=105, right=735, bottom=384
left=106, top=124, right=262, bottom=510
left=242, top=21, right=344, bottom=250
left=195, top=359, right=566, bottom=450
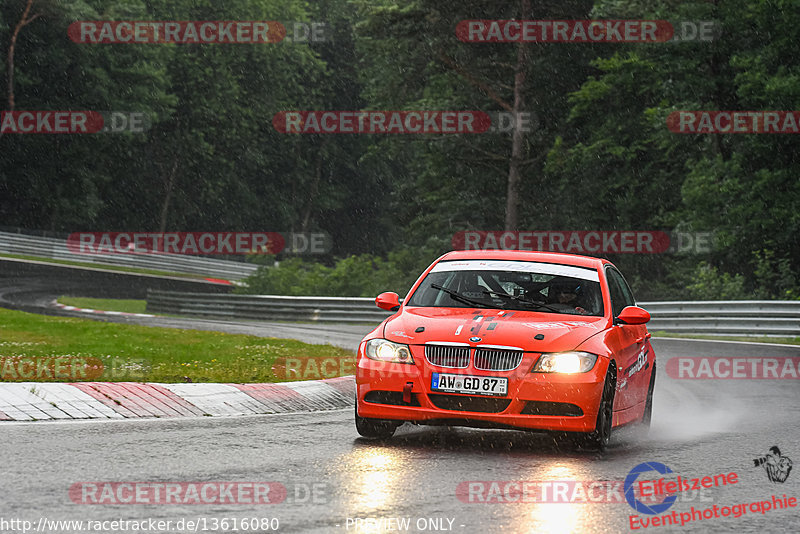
left=356, top=349, right=608, bottom=433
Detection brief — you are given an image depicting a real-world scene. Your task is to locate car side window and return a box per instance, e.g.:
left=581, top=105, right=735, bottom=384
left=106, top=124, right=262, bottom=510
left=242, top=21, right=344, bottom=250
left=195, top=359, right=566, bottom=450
left=617, top=271, right=636, bottom=306
left=606, top=268, right=635, bottom=317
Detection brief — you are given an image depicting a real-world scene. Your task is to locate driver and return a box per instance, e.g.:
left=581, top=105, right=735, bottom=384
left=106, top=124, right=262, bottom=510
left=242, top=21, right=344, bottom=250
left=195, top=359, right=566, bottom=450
left=550, top=279, right=588, bottom=314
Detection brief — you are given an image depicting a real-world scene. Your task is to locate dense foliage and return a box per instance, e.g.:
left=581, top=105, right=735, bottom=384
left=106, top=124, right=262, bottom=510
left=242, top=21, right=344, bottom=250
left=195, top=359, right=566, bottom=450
left=1, top=0, right=797, bottom=299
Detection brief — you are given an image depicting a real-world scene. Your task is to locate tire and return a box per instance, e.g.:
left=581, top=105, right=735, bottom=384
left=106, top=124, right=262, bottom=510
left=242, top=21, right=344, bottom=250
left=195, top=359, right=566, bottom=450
left=576, top=367, right=616, bottom=451
left=355, top=405, right=398, bottom=439
left=641, top=362, right=656, bottom=429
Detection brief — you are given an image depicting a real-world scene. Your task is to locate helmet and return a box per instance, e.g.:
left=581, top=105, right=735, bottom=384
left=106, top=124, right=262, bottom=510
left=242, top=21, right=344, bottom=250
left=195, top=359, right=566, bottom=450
left=551, top=278, right=582, bottom=294
left=548, top=278, right=582, bottom=304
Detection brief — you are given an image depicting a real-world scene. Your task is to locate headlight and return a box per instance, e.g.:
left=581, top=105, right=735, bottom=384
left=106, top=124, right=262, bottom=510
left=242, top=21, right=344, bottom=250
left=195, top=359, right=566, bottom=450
left=532, top=351, right=598, bottom=374
left=365, top=339, right=414, bottom=364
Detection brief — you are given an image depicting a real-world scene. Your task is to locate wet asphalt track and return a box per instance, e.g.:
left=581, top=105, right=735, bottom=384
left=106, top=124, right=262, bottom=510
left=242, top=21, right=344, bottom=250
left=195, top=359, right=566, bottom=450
left=3, top=338, right=800, bottom=534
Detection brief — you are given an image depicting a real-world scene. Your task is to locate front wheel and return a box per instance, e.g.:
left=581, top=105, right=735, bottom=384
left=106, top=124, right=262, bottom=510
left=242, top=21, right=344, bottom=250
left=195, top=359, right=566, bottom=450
left=641, top=362, right=656, bottom=429
left=575, top=367, right=616, bottom=451
left=355, top=405, right=398, bottom=439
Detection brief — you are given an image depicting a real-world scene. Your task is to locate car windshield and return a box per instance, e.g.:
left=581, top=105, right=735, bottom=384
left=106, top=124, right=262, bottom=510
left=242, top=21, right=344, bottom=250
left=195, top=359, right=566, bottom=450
left=406, top=260, right=604, bottom=316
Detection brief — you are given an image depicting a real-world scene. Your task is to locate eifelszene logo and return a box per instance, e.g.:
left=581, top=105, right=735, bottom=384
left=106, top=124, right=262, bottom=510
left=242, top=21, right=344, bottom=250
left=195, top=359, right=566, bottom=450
left=753, top=446, right=793, bottom=483
left=624, top=462, right=678, bottom=515
left=624, top=461, right=739, bottom=515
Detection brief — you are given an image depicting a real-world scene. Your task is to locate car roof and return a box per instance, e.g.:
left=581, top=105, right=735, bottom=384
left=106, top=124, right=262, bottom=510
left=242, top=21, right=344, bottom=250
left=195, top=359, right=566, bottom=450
left=438, top=249, right=610, bottom=270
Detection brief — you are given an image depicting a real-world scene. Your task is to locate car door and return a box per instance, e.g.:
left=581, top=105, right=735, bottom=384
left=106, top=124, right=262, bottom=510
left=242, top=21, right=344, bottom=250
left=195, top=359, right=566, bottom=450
left=605, top=267, right=647, bottom=409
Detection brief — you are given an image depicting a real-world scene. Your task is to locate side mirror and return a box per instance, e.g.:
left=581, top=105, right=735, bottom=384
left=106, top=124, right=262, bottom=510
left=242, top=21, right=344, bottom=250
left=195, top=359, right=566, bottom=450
left=616, top=306, right=651, bottom=325
left=376, top=292, right=401, bottom=312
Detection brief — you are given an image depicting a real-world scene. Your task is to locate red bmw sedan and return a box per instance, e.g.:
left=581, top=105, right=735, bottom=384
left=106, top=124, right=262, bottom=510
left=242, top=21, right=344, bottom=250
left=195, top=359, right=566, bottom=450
left=355, top=250, right=656, bottom=450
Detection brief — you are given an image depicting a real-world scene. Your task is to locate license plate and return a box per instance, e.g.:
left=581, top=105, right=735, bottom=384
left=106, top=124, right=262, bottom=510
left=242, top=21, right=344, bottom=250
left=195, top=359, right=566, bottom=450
left=431, top=373, right=508, bottom=397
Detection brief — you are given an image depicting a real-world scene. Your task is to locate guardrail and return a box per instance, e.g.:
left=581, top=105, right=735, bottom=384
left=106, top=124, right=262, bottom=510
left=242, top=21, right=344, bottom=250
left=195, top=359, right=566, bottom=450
left=147, top=291, right=391, bottom=323
left=145, top=291, right=800, bottom=336
left=0, top=231, right=259, bottom=281
left=640, top=301, right=800, bottom=336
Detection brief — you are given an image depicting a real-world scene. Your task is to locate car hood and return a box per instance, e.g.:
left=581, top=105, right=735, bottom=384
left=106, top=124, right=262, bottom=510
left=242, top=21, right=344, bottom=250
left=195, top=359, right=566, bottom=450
left=382, top=307, right=608, bottom=353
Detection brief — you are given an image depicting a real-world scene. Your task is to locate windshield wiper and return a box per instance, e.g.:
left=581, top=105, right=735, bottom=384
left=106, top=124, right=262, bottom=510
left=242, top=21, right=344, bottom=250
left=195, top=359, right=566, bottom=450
left=482, top=290, right=563, bottom=313
left=431, top=283, right=493, bottom=309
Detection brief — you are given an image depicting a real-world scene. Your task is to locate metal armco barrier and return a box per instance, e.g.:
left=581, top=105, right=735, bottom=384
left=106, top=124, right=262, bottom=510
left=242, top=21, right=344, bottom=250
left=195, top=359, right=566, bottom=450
left=642, top=301, right=800, bottom=336
left=145, top=290, right=800, bottom=336
left=0, top=231, right=258, bottom=280
left=146, top=291, right=391, bottom=323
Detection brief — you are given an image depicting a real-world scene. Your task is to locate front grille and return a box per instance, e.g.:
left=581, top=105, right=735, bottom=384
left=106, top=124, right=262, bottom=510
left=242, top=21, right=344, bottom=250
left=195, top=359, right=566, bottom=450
left=429, top=394, right=512, bottom=413
left=474, top=348, right=524, bottom=371
left=364, top=390, right=421, bottom=407
left=520, top=401, right=584, bottom=417
left=425, top=344, right=470, bottom=368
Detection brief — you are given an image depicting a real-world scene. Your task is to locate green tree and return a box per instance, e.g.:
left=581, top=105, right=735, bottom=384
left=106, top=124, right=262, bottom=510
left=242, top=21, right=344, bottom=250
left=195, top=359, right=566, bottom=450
left=355, top=0, right=598, bottom=242
left=543, top=0, right=800, bottom=298
left=0, top=0, right=174, bottom=229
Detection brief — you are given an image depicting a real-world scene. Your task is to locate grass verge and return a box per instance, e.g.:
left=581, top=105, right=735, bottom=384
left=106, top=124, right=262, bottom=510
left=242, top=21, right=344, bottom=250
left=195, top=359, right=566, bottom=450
left=0, top=307, right=354, bottom=383
left=58, top=296, right=148, bottom=314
